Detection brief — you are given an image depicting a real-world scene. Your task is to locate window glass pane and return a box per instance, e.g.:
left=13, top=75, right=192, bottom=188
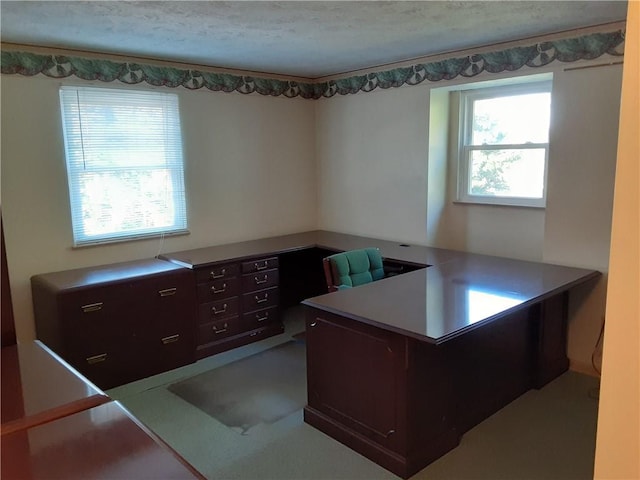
left=78, top=169, right=181, bottom=237
left=469, top=148, right=546, bottom=198
left=471, top=93, right=550, bottom=145
left=60, top=86, right=187, bottom=245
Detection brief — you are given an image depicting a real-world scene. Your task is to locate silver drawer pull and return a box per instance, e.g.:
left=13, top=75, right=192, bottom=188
left=213, top=323, right=228, bottom=334
left=210, top=268, right=226, bottom=279
left=159, top=287, right=177, bottom=297
left=255, top=293, right=269, bottom=304
left=256, top=312, right=269, bottom=322
left=86, top=353, right=107, bottom=364
left=255, top=275, right=268, bottom=285
left=81, top=302, right=103, bottom=313
left=161, top=334, right=180, bottom=345
left=211, top=283, right=227, bottom=294
left=254, top=261, right=269, bottom=271
left=212, top=303, right=228, bottom=315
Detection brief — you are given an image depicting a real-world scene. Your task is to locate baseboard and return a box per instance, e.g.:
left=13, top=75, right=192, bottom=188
left=569, top=359, right=601, bottom=378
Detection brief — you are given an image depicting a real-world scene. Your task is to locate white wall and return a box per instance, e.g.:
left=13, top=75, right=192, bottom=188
left=315, top=61, right=622, bottom=372
left=1, top=74, right=317, bottom=342
left=315, top=85, right=430, bottom=245
left=544, top=64, right=622, bottom=373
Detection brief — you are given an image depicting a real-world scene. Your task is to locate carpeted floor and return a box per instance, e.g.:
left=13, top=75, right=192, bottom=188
left=108, top=308, right=601, bottom=480
left=168, top=340, right=306, bottom=435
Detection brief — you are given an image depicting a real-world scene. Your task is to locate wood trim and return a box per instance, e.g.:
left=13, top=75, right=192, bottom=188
left=1, top=395, right=111, bottom=436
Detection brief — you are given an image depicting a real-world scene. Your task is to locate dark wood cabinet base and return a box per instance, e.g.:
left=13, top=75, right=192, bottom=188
left=304, top=292, right=570, bottom=478
left=195, top=323, right=285, bottom=360
left=304, top=406, right=459, bottom=479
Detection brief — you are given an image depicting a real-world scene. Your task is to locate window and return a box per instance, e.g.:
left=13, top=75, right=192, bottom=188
left=59, top=86, right=187, bottom=246
left=457, top=80, right=551, bottom=207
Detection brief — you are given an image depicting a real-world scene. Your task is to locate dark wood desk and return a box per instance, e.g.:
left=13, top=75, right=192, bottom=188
left=163, top=230, right=599, bottom=478
left=301, top=246, right=599, bottom=478
left=1, top=340, right=110, bottom=436
left=1, top=401, right=204, bottom=479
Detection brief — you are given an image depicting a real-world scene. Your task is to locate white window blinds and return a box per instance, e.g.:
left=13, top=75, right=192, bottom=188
left=59, top=86, right=188, bottom=246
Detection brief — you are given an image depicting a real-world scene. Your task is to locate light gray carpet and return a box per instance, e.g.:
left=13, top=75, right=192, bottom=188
left=168, top=340, right=306, bottom=435
left=109, top=308, right=600, bottom=480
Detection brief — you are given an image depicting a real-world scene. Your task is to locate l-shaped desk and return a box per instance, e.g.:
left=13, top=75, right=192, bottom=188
left=161, top=230, right=600, bottom=479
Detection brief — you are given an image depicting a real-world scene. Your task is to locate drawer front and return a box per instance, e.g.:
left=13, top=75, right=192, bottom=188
left=195, top=263, right=239, bottom=284
left=198, top=317, right=240, bottom=344
left=241, top=306, right=279, bottom=331
left=140, top=331, right=194, bottom=377
left=241, top=257, right=279, bottom=274
left=196, top=277, right=240, bottom=302
left=58, top=287, right=130, bottom=344
left=242, top=269, right=279, bottom=293
left=198, top=297, right=239, bottom=324
left=66, top=344, right=137, bottom=390
left=132, top=270, right=197, bottom=335
left=242, top=287, right=279, bottom=313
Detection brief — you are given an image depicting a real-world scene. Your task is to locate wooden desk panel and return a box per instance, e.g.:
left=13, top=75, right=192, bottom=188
left=1, top=341, right=109, bottom=435
left=1, top=401, right=204, bottom=480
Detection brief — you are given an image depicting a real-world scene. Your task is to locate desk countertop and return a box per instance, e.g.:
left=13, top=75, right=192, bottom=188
left=161, top=230, right=600, bottom=345
left=1, top=341, right=110, bottom=434
left=303, top=252, right=600, bottom=344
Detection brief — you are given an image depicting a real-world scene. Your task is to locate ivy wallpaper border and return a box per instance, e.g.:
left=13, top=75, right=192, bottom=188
left=1, top=29, right=625, bottom=99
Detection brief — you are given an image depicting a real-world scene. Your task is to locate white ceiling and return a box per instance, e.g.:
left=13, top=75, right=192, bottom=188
left=0, top=1, right=628, bottom=79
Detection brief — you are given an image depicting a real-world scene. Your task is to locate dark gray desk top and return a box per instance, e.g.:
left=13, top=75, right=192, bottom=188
left=160, top=230, right=599, bottom=344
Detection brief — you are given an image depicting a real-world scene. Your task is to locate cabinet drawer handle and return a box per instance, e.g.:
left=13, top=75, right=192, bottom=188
left=254, top=261, right=269, bottom=271
left=161, top=334, right=180, bottom=344
left=213, top=323, right=228, bottom=334
left=254, top=275, right=268, bottom=285
left=255, top=293, right=269, bottom=304
left=211, top=283, right=227, bottom=294
left=212, top=303, right=228, bottom=315
left=256, top=312, right=269, bottom=322
left=86, top=353, right=107, bottom=364
left=81, top=302, right=103, bottom=313
left=159, top=287, right=177, bottom=297
left=210, top=268, right=226, bottom=279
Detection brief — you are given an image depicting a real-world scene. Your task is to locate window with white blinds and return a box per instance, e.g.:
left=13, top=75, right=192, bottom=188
left=59, top=86, right=188, bottom=246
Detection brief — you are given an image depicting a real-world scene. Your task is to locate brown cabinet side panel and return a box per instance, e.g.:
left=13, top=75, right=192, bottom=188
left=306, top=310, right=406, bottom=454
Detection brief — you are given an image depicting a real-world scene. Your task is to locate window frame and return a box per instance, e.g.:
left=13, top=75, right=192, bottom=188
left=456, top=80, right=552, bottom=208
left=59, top=85, right=189, bottom=247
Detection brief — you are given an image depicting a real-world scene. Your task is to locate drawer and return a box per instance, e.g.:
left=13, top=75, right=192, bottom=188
left=242, top=268, right=279, bottom=293
left=198, top=317, right=240, bottom=344
left=195, top=263, right=239, bottom=284
left=132, top=271, right=197, bottom=334
left=196, top=277, right=240, bottom=302
left=57, top=288, right=130, bottom=346
left=241, top=257, right=279, bottom=274
left=66, top=344, right=137, bottom=390
left=241, top=306, right=279, bottom=331
left=198, top=297, right=239, bottom=324
left=242, top=287, right=279, bottom=313
left=140, top=331, right=195, bottom=377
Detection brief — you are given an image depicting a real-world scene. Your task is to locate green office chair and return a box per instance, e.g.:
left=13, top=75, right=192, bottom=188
left=323, top=248, right=385, bottom=292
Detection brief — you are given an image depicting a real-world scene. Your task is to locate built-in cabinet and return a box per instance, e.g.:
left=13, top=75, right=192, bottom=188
left=193, top=255, right=283, bottom=359
left=31, top=259, right=196, bottom=390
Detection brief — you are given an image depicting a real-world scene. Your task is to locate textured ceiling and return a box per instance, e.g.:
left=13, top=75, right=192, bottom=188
left=0, top=1, right=628, bottom=78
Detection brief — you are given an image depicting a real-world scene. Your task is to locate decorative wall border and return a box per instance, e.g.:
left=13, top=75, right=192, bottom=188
left=1, top=29, right=625, bottom=99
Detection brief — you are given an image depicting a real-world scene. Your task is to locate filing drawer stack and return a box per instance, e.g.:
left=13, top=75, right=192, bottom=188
left=194, top=255, right=283, bottom=359
left=31, top=259, right=197, bottom=390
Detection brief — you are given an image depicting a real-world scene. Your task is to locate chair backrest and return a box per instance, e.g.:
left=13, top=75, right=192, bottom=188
left=323, top=248, right=385, bottom=292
